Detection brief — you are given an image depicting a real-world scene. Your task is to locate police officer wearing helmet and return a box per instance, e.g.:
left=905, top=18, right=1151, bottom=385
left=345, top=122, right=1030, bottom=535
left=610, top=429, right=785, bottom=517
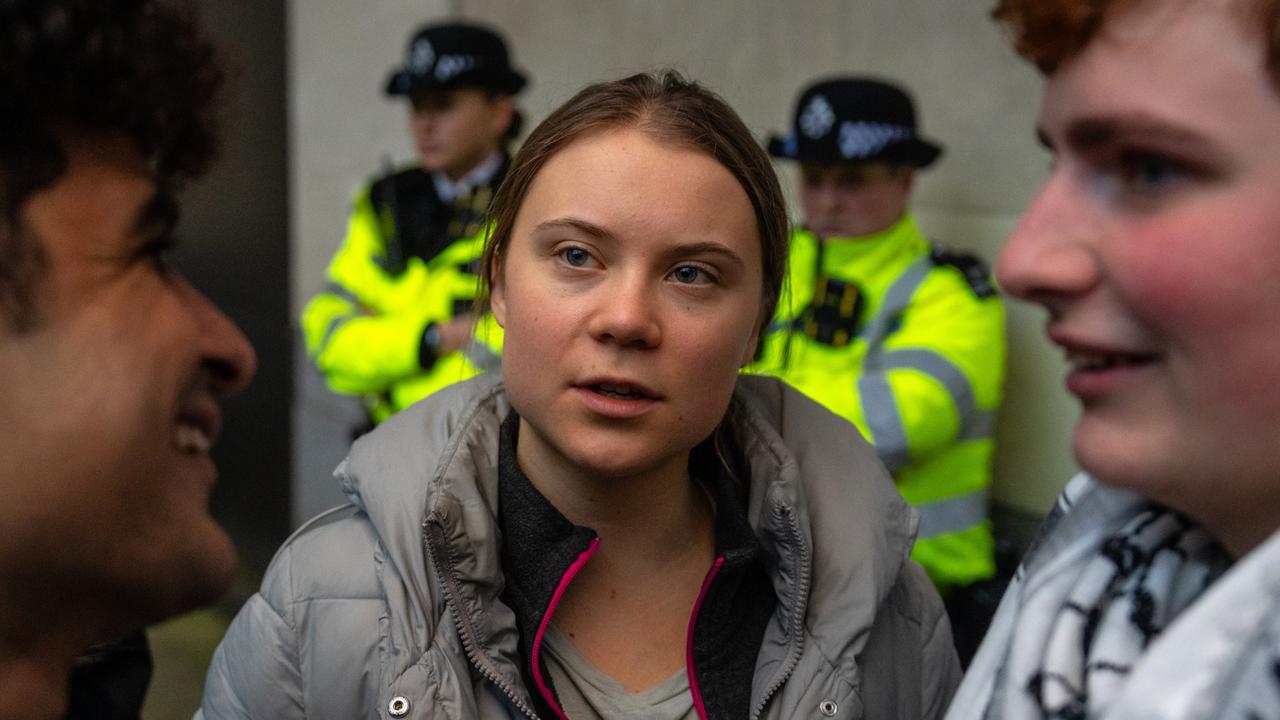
left=302, top=22, right=527, bottom=424
left=750, top=76, right=1006, bottom=663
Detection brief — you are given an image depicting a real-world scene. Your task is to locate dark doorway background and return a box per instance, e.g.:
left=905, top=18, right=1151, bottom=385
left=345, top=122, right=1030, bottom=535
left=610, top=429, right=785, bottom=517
left=176, top=0, right=290, bottom=577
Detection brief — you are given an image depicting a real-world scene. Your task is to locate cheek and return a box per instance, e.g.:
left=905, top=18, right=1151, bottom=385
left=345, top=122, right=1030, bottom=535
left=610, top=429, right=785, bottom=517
left=1119, top=213, right=1280, bottom=410
left=1116, top=212, right=1280, bottom=337
left=680, top=311, right=756, bottom=389
left=866, top=186, right=905, bottom=214
left=495, top=286, right=555, bottom=390
left=1115, top=249, right=1204, bottom=329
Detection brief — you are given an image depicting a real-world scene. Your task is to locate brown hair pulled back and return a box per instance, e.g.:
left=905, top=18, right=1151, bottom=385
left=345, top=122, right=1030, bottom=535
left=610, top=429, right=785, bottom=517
left=993, top=0, right=1280, bottom=85
left=478, top=70, right=788, bottom=346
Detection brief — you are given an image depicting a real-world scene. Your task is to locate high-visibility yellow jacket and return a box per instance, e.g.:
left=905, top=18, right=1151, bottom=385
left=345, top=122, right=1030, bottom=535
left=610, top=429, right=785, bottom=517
left=749, top=215, right=1006, bottom=589
left=301, top=165, right=505, bottom=423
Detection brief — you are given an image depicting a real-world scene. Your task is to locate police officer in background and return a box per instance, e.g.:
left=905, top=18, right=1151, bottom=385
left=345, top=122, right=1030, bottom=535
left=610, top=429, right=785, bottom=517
left=302, top=22, right=526, bottom=424
left=751, top=76, right=1006, bottom=663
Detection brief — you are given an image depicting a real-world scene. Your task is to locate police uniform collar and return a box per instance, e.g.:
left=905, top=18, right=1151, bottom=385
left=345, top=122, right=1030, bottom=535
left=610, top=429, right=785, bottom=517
left=432, top=151, right=504, bottom=203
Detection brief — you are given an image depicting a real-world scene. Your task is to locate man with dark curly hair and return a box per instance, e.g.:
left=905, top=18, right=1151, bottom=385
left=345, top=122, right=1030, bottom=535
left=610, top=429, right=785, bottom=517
left=0, top=1, right=256, bottom=716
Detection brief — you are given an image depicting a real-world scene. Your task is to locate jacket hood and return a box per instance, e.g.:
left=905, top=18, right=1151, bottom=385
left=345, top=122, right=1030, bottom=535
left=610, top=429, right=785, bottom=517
left=334, top=373, right=918, bottom=701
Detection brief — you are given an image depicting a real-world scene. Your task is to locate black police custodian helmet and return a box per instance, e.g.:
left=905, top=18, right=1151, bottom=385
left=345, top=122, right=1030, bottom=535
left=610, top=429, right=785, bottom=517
left=385, top=21, right=527, bottom=97
left=768, top=77, right=942, bottom=168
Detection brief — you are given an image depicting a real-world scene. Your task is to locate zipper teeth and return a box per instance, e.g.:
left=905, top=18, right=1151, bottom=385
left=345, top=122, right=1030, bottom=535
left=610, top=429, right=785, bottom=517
left=423, top=516, right=541, bottom=720
left=751, top=506, right=810, bottom=720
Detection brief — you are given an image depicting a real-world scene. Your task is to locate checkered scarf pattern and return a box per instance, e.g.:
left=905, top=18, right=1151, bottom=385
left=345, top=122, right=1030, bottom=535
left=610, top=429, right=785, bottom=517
left=946, top=475, right=1280, bottom=720
left=1026, top=508, right=1227, bottom=718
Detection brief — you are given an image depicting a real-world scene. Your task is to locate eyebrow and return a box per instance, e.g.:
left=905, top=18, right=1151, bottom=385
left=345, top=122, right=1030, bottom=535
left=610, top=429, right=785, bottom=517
left=532, top=216, right=616, bottom=242
left=1039, top=113, right=1215, bottom=152
left=532, top=216, right=748, bottom=270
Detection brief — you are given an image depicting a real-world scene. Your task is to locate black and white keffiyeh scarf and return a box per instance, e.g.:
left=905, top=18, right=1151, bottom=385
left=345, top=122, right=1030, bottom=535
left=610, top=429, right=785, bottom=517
left=944, top=474, right=1280, bottom=720
left=1027, top=508, right=1228, bottom=718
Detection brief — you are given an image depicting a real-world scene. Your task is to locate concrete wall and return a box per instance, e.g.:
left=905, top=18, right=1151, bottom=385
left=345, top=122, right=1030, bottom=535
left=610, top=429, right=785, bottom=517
left=289, top=1, right=1079, bottom=523
left=180, top=0, right=291, bottom=572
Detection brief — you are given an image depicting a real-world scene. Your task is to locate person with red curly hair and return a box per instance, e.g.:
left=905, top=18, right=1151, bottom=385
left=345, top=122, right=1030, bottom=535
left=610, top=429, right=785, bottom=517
left=948, top=1, right=1280, bottom=717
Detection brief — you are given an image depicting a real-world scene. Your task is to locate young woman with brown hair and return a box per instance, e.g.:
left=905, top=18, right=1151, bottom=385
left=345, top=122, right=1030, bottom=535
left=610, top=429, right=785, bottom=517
left=200, top=72, right=958, bottom=719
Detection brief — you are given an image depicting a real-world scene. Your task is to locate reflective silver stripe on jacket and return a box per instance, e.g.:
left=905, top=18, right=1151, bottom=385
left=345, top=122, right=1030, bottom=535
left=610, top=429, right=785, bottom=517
left=857, top=258, right=992, bottom=539
left=319, top=313, right=358, bottom=353
left=856, top=348, right=996, bottom=474
left=854, top=258, right=933, bottom=470
left=316, top=281, right=365, bottom=352
left=861, top=258, right=933, bottom=352
left=324, top=281, right=361, bottom=305
left=916, top=490, right=988, bottom=540
left=876, top=349, right=997, bottom=441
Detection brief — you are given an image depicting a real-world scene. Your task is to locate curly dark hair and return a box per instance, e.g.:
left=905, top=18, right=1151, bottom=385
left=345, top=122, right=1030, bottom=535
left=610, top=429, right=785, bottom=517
left=993, top=0, right=1280, bottom=85
left=0, top=0, right=223, bottom=330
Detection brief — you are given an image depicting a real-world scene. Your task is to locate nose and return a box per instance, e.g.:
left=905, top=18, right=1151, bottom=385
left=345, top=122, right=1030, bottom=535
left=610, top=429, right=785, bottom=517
left=996, top=170, right=1100, bottom=307
left=190, top=283, right=257, bottom=399
left=587, top=273, right=661, bottom=350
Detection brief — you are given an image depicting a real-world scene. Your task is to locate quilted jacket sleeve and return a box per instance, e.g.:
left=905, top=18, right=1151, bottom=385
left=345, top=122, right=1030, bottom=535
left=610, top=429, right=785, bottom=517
left=196, top=544, right=305, bottom=719
left=913, top=559, right=964, bottom=720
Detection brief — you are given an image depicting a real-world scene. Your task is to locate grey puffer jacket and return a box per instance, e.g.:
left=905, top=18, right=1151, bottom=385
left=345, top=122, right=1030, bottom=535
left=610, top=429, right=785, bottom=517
left=198, top=375, right=959, bottom=719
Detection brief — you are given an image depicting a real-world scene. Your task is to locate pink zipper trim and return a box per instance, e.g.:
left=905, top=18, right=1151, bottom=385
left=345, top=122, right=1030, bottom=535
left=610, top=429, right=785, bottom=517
left=530, top=536, right=601, bottom=720
left=686, top=555, right=725, bottom=720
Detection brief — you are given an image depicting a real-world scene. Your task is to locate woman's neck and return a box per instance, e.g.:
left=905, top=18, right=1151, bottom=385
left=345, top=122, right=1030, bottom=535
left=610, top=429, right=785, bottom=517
left=515, top=419, right=714, bottom=566
left=513, top=417, right=719, bottom=691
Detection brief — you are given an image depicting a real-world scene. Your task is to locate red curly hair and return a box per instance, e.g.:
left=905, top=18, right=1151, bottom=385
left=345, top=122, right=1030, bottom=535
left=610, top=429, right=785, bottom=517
left=993, top=0, right=1280, bottom=84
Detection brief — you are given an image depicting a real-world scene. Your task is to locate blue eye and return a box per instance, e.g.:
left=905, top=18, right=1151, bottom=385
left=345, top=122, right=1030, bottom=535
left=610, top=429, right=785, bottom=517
left=1133, top=156, right=1175, bottom=186
left=562, top=247, right=591, bottom=267
left=671, top=265, right=712, bottom=285
left=1119, top=151, right=1187, bottom=194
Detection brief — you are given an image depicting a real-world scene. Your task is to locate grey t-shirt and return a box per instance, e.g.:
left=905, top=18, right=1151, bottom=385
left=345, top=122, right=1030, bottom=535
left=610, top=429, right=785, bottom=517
left=542, top=626, right=698, bottom=720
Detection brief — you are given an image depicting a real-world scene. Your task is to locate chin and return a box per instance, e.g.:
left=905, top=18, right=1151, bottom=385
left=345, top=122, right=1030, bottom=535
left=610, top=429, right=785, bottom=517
left=565, top=437, right=681, bottom=480
left=1073, top=421, right=1172, bottom=499
left=182, top=522, right=239, bottom=600
left=130, top=521, right=239, bottom=623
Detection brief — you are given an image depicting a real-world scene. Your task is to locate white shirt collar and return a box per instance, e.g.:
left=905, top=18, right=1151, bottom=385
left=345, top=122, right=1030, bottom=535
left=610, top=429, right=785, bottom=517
left=432, top=151, right=503, bottom=203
